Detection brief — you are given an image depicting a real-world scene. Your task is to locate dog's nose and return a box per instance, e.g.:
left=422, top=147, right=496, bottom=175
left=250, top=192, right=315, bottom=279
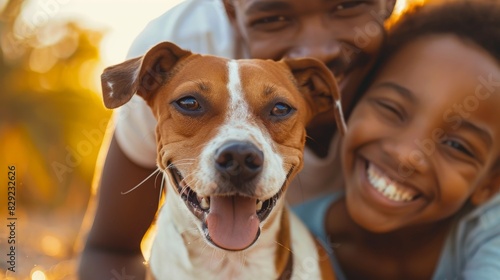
left=215, top=141, right=264, bottom=184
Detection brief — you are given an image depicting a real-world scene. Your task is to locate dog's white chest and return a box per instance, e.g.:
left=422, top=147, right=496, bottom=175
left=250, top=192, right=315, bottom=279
left=149, top=190, right=280, bottom=280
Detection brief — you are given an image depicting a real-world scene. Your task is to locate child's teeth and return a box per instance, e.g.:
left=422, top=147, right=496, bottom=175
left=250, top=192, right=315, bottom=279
left=367, top=163, right=415, bottom=202
left=402, top=193, right=412, bottom=201
left=377, top=178, right=386, bottom=190
left=384, top=185, right=396, bottom=196
left=256, top=200, right=263, bottom=211
left=200, top=197, right=210, bottom=210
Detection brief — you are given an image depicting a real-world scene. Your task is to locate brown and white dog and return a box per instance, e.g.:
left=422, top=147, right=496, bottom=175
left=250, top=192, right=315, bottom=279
left=101, top=42, right=345, bottom=280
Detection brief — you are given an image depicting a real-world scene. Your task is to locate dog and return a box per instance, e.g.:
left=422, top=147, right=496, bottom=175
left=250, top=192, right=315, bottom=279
left=100, top=41, right=345, bottom=280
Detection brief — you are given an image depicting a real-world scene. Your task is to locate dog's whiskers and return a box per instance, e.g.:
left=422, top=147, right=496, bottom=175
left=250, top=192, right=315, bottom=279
left=171, top=158, right=196, bottom=162
left=179, top=185, right=190, bottom=198
left=158, top=171, right=167, bottom=204
left=183, top=176, right=201, bottom=190
left=179, top=224, right=204, bottom=241
left=165, top=159, right=196, bottom=169
left=184, top=232, right=205, bottom=246
left=273, top=240, right=294, bottom=255
left=209, top=247, right=227, bottom=269
left=154, top=168, right=164, bottom=185
left=235, top=250, right=249, bottom=272
left=166, top=162, right=195, bottom=169
left=200, top=242, right=210, bottom=256
left=121, top=168, right=161, bottom=195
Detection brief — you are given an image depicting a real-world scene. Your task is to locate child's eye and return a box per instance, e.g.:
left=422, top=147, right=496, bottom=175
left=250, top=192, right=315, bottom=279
left=442, top=139, right=475, bottom=158
left=373, top=99, right=405, bottom=123
left=250, top=15, right=291, bottom=31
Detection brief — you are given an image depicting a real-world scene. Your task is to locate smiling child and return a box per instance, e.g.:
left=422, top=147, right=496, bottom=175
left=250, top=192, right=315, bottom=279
left=294, top=1, right=500, bottom=279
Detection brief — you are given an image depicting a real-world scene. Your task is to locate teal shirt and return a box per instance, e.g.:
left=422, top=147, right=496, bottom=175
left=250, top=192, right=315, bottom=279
left=292, top=192, right=500, bottom=280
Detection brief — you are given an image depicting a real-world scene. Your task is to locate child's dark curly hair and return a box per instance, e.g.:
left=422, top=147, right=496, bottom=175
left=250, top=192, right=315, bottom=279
left=350, top=0, right=500, bottom=112
left=385, top=0, right=500, bottom=63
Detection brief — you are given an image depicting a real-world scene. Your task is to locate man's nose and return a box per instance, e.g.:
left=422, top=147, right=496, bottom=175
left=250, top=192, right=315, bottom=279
left=287, top=18, right=343, bottom=63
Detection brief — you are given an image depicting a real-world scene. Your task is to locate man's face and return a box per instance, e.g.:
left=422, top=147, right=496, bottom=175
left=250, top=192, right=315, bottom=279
left=225, top=0, right=395, bottom=107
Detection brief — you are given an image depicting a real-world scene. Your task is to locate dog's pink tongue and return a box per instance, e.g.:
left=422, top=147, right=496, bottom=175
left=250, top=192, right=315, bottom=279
left=206, top=195, right=259, bottom=251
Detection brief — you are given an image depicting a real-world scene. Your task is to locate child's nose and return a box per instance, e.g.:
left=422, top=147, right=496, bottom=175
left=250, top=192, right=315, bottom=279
left=382, top=131, right=432, bottom=177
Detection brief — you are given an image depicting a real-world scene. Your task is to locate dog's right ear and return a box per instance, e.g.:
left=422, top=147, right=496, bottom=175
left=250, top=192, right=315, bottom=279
left=283, top=57, right=348, bottom=136
left=101, top=42, right=192, bottom=109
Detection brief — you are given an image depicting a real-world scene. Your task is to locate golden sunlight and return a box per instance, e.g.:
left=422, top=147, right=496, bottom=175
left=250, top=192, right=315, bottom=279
left=394, top=0, right=425, bottom=14
left=52, top=0, right=185, bottom=65
left=0, top=0, right=423, bottom=279
left=31, top=269, right=47, bottom=280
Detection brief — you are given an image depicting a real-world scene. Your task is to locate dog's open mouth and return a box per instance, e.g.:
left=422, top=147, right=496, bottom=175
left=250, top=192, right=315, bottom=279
left=169, top=164, right=290, bottom=251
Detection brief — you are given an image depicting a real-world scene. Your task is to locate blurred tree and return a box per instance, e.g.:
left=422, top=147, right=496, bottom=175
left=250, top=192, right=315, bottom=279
left=1, top=0, right=111, bottom=278
left=0, top=0, right=110, bottom=209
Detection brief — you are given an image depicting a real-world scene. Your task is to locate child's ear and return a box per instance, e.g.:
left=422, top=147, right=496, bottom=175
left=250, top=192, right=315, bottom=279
left=471, top=168, right=500, bottom=206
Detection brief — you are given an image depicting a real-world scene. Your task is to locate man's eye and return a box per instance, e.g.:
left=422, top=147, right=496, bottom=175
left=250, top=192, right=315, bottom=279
left=336, top=2, right=361, bottom=10
left=175, top=96, right=201, bottom=111
left=443, top=139, right=475, bottom=158
left=254, top=15, right=287, bottom=24
left=250, top=15, right=291, bottom=31
left=271, top=102, right=293, bottom=116
left=332, top=1, right=371, bottom=17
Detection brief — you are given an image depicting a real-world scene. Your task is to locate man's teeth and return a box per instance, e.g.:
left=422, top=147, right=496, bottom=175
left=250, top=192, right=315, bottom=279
left=196, top=196, right=264, bottom=211
left=367, top=163, right=415, bottom=202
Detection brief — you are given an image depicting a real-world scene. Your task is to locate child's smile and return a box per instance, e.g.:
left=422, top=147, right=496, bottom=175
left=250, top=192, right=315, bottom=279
left=366, top=161, right=418, bottom=202
left=341, top=34, right=500, bottom=233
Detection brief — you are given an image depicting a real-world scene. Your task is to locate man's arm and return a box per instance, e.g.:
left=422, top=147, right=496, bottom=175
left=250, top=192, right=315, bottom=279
left=78, top=134, right=161, bottom=280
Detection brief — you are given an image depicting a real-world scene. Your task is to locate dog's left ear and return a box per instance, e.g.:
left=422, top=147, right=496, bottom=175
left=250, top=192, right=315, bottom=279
left=283, top=58, right=347, bottom=135
left=101, top=42, right=192, bottom=109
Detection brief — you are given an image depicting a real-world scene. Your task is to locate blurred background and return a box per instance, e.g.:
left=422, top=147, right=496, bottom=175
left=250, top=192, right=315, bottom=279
left=0, top=0, right=419, bottom=279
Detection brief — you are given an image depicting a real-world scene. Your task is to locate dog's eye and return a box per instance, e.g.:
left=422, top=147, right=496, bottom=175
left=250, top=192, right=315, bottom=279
left=176, top=96, right=201, bottom=111
left=271, top=102, right=292, bottom=116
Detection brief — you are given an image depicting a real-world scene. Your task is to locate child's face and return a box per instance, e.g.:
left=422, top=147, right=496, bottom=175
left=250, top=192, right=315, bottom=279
left=225, top=0, right=394, bottom=106
left=341, top=35, right=500, bottom=233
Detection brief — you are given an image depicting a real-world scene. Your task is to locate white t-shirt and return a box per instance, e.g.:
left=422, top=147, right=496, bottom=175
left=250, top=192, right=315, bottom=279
left=114, top=0, right=341, bottom=204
